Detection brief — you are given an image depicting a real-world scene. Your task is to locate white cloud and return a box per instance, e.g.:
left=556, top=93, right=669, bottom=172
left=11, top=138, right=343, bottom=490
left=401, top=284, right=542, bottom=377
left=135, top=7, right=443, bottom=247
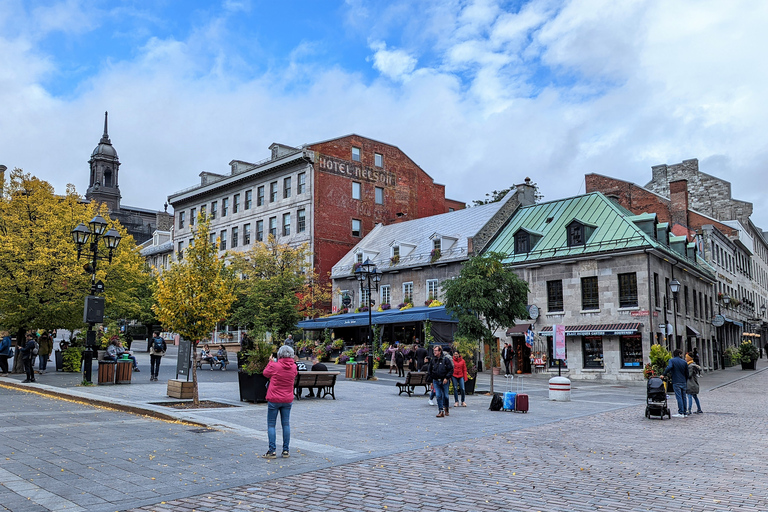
left=368, top=40, right=417, bottom=81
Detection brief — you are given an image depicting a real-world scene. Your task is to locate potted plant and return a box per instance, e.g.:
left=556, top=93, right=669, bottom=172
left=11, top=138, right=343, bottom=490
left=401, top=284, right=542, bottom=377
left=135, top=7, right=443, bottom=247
left=738, top=341, right=759, bottom=370
left=647, top=344, right=671, bottom=379
left=430, top=248, right=441, bottom=263
left=238, top=339, right=274, bottom=403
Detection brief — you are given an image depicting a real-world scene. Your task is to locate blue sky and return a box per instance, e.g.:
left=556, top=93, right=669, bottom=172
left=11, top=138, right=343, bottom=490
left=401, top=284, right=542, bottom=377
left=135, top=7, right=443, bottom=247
left=2, top=0, right=768, bottom=230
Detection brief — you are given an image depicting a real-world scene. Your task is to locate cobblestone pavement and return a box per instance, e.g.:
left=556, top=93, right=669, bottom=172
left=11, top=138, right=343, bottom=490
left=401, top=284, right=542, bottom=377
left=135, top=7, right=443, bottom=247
left=2, top=362, right=766, bottom=511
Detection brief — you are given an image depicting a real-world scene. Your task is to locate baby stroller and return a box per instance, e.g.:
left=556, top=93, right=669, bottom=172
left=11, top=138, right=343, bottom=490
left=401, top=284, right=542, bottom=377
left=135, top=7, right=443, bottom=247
left=645, top=376, right=671, bottom=420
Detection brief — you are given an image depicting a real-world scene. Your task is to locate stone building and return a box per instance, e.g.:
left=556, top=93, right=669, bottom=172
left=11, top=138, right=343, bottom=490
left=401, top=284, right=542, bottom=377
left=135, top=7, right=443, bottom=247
left=138, top=230, right=173, bottom=273
left=85, top=112, right=171, bottom=244
left=167, top=134, right=465, bottom=286
left=483, top=192, right=717, bottom=381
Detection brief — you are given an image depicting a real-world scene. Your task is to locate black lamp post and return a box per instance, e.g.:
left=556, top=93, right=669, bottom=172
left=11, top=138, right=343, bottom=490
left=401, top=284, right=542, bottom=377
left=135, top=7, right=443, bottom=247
left=669, top=279, right=681, bottom=352
left=355, top=258, right=381, bottom=379
left=71, top=215, right=122, bottom=383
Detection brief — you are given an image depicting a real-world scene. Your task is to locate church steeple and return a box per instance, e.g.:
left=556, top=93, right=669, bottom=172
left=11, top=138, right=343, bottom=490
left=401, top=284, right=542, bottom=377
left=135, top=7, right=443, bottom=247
left=86, top=111, right=121, bottom=211
left=100, top=111, right=111, bottom=145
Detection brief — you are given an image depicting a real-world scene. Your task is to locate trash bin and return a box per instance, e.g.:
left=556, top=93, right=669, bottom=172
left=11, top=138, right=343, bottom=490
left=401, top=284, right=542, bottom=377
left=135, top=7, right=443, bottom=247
left=115, top=360, right=132, bottom=384
left=345, top=361, right=357, bottom=379
left=97, top=361, right=116, bottom=385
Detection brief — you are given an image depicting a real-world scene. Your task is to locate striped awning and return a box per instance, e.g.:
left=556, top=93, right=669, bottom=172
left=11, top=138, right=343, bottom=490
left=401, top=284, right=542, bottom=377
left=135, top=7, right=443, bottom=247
left=538, top=323, right=642, bottom=336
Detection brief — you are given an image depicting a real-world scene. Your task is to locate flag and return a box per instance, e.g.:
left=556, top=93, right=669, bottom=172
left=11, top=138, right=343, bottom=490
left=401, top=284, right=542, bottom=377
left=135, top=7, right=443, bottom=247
left=525, top=328, right=534, bottom=349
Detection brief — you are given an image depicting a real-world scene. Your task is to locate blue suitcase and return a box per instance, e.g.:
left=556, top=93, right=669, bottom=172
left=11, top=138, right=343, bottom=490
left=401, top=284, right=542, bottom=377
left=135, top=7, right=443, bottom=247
left=503, top=391, right=516, bottom=411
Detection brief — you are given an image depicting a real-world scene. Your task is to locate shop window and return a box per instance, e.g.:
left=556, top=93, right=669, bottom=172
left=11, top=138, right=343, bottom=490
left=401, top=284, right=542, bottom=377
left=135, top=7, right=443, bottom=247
left=618, top=272, right=638, bottom=308
left=581, top=276, right=599, bottom=310
left=547, top=280, right=564, bottom=311
left=582, top=336, right=603, bottom=368
left=620, top=335, right=643, bottom=368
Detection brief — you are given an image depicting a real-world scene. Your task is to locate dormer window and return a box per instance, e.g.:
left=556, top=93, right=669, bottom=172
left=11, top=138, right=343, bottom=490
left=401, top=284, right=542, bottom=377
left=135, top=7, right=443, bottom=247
left=515, top=231, right=530, bottom=254
left=392, top=246, right=400, bottom=258
left=567, top=222, right=584, bottom=247
left=356, top=252, right=364, bottom=264
left=432, top=239, right=441, bottom=251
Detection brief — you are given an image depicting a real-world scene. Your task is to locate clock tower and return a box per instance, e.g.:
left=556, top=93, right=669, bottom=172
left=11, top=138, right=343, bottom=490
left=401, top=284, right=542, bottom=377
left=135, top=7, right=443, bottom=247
left=85, top=111, right=122, bottom=211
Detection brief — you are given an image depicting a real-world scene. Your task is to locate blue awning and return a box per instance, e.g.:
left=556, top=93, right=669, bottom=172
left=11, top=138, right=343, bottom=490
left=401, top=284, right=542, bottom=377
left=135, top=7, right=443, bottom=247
left=298, top=306, right=458, bottom=330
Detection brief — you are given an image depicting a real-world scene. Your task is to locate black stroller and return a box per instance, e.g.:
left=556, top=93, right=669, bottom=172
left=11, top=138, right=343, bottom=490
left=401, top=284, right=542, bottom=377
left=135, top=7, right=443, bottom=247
left=645, top=376, right=671, bottom=419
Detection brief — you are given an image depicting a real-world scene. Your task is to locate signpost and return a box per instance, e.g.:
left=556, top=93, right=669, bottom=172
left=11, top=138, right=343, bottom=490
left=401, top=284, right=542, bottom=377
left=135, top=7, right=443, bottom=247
left=554, top=324, right=566, bottom=376
left=176, top=338, right=192, bottom=380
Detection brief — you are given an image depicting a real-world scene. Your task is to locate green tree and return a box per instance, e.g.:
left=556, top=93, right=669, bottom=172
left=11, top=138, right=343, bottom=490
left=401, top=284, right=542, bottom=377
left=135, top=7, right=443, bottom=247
left=442, top=252, right=529, bottom=392
left=229, top=235, right=313, bottom=339
left=153, top=217, right=235, bottom=405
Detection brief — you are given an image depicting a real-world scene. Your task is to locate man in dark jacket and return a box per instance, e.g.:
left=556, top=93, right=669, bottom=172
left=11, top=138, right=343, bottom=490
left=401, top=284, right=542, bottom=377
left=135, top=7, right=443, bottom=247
left=502, top=343, right=515, bottom=375
left=414, top=343, right=427, bottom=370
left=427, top=345, right=453, bottom=418
left=664, top=349, right=690, bottom=417
left=305, top=357, right=328, bottom=398
left=21, top=333, right=37, bottom=383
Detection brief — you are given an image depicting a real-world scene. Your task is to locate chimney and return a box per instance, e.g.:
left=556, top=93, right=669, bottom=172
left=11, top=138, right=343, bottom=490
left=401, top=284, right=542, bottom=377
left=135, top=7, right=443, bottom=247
left=669, top=179, right=689, bottom=230
left=0, top=165, right=6, bottom=197
left=515, top=177, right=536, bottom=207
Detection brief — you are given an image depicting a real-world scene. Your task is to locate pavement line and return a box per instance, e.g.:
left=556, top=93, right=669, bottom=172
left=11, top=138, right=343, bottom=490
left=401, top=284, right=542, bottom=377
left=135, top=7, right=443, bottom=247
left=0, top=467, right=87, bottom=512
left=206, top=421, right=359, bottom=456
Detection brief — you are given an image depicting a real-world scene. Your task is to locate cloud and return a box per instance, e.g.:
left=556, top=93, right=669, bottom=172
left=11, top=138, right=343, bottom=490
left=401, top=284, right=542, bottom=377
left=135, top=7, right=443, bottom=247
left=368, top=40, right=417, bottom=81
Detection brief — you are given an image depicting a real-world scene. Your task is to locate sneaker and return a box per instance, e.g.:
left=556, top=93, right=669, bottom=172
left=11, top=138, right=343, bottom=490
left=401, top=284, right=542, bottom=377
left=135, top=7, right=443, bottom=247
left=687, top=410, right=692, bottom=415
left=671, top=413, right=685, bottom=418
left=436, top=411, right=445, bottom=418
left=695, top=410, right=703, bottom=414
left=133, top=368, right=140, bottom=372
left=22, top=379, right=31, bottom=383
left=428, top=399, right=435, bottom=406
left=263, top=451, right=276, bottom=459
left=281, top=450, right=290, bottom=458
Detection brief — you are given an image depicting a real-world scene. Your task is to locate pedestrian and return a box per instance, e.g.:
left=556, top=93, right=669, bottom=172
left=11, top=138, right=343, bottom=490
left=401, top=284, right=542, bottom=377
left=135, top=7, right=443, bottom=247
left=408, top=345, right=416, bottom=371
left=452, top=351, right=468, bottom=408
left=149, top=332, right=167, bottom=382
left=0, top=331, right=13, bottom=375
left=263, top=345, right=298, bottom=459
left=415, top=342, right=427, bottom=370
left=284, top=334, right=294, bottom=347
left=427, top=345, right=453, bottom=418
left=37, top=331, right=53, bottom=373
left=395, top=348, right=405, bottom=378
left=663, top=348, right=689, bottom=417
left=692, top=347, right=700, bottom=365
left=304, top=356, right=328, bottom=398
left=388, top=344, right=396, bottom=374
left=685, top=353, right=703, bottom=414
left=216, top=344, right=229, bottom=369
left=502, top=343, right=515, bottom=375
left=21, top=333, right=37, bottom=383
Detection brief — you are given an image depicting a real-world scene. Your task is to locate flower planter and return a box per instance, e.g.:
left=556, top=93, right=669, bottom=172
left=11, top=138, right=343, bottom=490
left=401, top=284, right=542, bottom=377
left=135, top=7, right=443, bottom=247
left=741, top=360, right=757, bottom=370
left=238, top=372, right=269, bottom=403
left=465, top=378, right=476, bottom=395
left=492, top=367, right=501, bottom=375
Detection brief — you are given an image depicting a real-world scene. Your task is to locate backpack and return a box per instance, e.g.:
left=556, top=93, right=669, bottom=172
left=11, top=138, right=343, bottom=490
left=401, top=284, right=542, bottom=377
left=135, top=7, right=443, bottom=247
left=489, top=392, right=503, bottom=411
left=152, top=337, right=164, bottom=352
left=32, top=341, right=40, bottom=356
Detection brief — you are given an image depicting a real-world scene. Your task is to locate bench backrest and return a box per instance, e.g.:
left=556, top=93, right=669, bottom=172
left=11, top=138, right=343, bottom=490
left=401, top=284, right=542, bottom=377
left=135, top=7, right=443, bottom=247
left=295, top=371, right=339, bottom=387
left=406, top=372, right=427, bottom=385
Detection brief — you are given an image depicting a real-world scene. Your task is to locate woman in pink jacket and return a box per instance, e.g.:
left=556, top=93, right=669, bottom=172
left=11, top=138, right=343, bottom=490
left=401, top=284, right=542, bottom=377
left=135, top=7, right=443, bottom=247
left=262, top=345, right=298, bottom=459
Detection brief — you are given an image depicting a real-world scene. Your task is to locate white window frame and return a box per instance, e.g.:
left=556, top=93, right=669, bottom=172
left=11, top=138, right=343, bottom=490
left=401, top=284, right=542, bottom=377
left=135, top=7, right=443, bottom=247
left=352, top=182, right=362, bottom=200
left=375, top=187, right=384, bottom=205
left=352, top=147, right=361, bottom=162
left=380, top=285, right=390, bottom=306
left=426, top=279, right=439, bottom=302
left=375, top=153, right=383, bottom=167
left=403, top=282, right=413, bottom=304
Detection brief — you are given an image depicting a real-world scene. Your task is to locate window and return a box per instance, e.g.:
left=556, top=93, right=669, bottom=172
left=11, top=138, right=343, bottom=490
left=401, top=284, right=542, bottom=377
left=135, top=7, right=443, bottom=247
left=360, top=287, right=370, bottom=308
left=178, top=211, right=185, bottom=229
left=243, top=223, right=251, bottom=245
left=380, top=285, right=390, bottom=306
left=618, top=273, right=638, bottom=308
left=547, top=337, right=567, bottom=368
left=355, top=252, right=364, bottom=264
left=653, top=273, right=660, bottom=308
left=256, top=220, right=264, bottom=242
left=693, top=289, right=698, bottom=318
left=514, top=231, right=530, bottom=254
left=222, top=197, right=229, bottom=217
left=352, top=146, right=361, bottom=162
left=257, top=186, right=265, bottom=206
left=392, top=245, right=400, bottom=259
left=567, top=222, right=584, bottom=247
left=209, top=232, right=216, bottom=245
left=177, top=241, right=184, bottom=259
left=403, top=282, right=413, bottom=304
left=284, top=177, right=291, bottom=198
left=582, top=336, right=604, bottom=368
left=231, top=226, right=238, bottom=248
left=426, top=279, right=439, bottom=302
left=375, top=187, right=384, bottom=204
left=220, top=230, right=227, bottom=250
left=190, top=207, right=196, bottom=226
left=233, top=194, right=240, bottom=214
left=244, top=190, right=252, bottom=210
left=270, top=182, right=278, bottom=202
left=210, top=201, right=217, bottom=219
left=547, top=280, right=564, bottom=311
left=352, top=219, right=362, bottom=237
left=283, top=213, right=291, bottom=236
left=297, top=172, right=306, bottom=194
left=375, top=153, right=383, bottom=167
left=684, top=285, right=689, bottom=315
left=352, top=182, right=361, bottom=200
left=433, top=239, right=441, bottom=251
left=297, top=209, right=306, bottom=233
left=200, top=204, right=206, bottom=218
left=620, top=335, right=643, bottom=368
left=269, top=217, right=277, bottom=237
left=581, top=276, right=599, bottom=310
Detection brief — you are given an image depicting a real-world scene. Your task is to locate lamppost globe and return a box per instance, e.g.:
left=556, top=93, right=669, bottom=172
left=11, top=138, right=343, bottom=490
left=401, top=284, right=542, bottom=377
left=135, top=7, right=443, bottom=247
left=669, top=279, right=681, bottom=294
left=723, top=294, right=731, bottom=306
left=71, top=223, right=91, bottom=247
left=761, top=304, right=766, bottom=317
left=88, top=215, right=108, bottom=236
left=103, top=228, right=122, bottom=250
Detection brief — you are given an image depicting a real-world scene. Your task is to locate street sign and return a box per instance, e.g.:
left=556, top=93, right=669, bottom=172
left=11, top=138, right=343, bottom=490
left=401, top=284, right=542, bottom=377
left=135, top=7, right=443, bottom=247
left=712, top=314, right=725, bottom=327
left=176, top=338, right=192, bottom=379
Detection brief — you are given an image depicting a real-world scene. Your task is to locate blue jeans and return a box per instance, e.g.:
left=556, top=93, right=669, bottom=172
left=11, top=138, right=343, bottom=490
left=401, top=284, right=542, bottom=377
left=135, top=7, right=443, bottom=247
left=433, top=379, right=450, bottom=411
left=687, top=393, right=701, bottom=413
left=673, top=383, right=687, bottom=415
left=38, top=354, right=48, bottom=371
left=451, top=376, right=465, bottom=403
left=267, top=402, right=292, bottom=453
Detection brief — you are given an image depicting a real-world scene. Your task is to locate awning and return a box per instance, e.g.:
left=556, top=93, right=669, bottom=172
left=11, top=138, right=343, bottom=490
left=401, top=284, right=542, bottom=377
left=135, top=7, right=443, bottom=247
left=298, top=306, right=458, bottom=330
left=538, top=323, right=642, bottom=336
left=686, top=325, right=700, bottom=337
left=722, top=316, right=744, bottom=328
left=506, top=324, right=533, bottom=336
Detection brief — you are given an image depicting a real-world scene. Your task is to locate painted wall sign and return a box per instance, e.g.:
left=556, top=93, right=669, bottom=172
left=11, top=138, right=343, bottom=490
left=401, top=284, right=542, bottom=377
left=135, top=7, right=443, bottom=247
left=630, top=310, right=650, bottom=316
left=317, top=154, right=397, bottom=186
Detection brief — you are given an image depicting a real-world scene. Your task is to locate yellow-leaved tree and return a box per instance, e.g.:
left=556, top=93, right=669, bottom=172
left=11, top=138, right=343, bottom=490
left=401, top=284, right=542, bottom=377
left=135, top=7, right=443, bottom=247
left=153, top=217, right=235, bottom=405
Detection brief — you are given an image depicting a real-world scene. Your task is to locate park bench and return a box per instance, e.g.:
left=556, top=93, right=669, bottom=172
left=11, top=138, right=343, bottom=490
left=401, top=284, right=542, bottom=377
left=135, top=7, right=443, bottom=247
left=195, top=352, right=229, bottom=371
left=294, top=371, right=340, bottom=400
left=396, top=371, right=430, bottom=396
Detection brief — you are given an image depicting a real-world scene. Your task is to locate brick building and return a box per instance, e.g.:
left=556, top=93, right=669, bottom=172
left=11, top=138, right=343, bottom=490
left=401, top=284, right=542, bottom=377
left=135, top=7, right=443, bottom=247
left=168, top=134, right=464, bottom=288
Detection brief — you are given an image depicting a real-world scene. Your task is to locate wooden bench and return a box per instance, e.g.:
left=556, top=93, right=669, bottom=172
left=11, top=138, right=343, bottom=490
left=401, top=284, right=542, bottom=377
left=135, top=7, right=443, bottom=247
left=294, top=371, right=340, bottom=400
left=396, top=372, right=431, bottom=396
left=195, top=352, right=230, bottom=371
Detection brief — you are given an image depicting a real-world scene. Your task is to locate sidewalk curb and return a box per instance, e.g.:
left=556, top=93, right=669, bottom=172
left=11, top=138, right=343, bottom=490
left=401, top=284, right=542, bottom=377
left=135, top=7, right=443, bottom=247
left=706, top=366, right=768, bottom=391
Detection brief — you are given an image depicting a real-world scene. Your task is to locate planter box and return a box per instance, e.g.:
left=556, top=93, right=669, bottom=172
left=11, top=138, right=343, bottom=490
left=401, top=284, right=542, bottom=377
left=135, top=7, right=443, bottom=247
left=465, top=378, right=476, bottom=395
left=741, top=360, right=757, bottom=370
left=167, top=379, right=194, bottom=399
left=239, top=372, right=269, bottom=403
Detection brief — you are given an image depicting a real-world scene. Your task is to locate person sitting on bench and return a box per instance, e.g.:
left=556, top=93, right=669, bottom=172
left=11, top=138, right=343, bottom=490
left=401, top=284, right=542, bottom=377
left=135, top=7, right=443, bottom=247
left=200, top=344, right=217, bottom=368
left=304, top=357, right=328, bottom=398
left=215, top=345, right=228, bottom=370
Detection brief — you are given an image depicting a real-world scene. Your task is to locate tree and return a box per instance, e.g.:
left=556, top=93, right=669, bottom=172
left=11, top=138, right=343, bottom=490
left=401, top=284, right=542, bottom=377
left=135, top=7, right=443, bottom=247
left=153, top=217, right=235, bottom=405
left=471, top=182, right=544, bottom=206
left=229, top=235, right=316, bottom=339
left=0, top=169, right=146, bottom=344
left=442, top=252, right=530, bottom=393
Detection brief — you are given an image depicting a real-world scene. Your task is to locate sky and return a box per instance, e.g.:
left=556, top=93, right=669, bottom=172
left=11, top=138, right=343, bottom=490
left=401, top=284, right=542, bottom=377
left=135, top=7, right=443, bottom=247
left=2, top=0, right=768, bottom=231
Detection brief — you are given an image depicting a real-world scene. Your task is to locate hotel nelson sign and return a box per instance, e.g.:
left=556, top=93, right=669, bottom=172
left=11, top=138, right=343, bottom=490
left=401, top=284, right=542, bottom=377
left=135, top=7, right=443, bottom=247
left=316, top=154, right=397, bottom=187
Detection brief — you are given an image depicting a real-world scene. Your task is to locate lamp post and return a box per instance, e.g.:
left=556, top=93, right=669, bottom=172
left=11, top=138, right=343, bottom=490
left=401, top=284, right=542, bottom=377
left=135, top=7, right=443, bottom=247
left=355, top=259, right=381, bottom=379
left=669, top=279, right=681, bottom=352
left=71, top=215, right=122, bottom=383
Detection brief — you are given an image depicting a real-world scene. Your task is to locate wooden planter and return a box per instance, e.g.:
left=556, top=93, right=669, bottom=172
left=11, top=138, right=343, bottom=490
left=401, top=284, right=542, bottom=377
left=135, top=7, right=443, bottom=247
left=167, top=379, right=194, bottom=399
left=238, top=371, right=269, bottom=403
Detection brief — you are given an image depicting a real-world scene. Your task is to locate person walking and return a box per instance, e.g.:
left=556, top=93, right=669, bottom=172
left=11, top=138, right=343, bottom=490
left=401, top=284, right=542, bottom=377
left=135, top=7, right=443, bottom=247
left=415, top=343, right=427, bottom=370
left=427, top=345, right=453, bottom=418
left=395, top=348, right=405, bottom=378
left=664, top=349, right=689, bottom=417
left=37, top=331, right=53, bottom=373
left=502, top=343, right=514, bottom=375
left=284, top=334, right=294, bottom=347
left=149, top=332, right=167, bottom=382
left=0, top=331, right=13, bottom=375
left=21, top=333, right=37, bottom=383
left=685, top=353, right=703, bottom=414
left=452, top=351, right=468, bottom=407
left=263, top=345, right=298, bottom=459
left=388, top=344, right=397, bottom=374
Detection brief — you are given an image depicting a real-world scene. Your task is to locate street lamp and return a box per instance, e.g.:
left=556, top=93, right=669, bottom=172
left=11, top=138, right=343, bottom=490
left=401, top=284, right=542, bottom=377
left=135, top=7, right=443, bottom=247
left=71, top=215, right=122, bottom=383
left=355, top=259, right=382, bottom=379
left=669, top=279, right=681, bottom=352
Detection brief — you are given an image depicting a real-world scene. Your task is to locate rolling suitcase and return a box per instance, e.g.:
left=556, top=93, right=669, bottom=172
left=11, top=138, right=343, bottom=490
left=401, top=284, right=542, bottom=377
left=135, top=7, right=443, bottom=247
left=514, top=376, right=529, bottom=413
left=502, top=375, right=516, bottom=411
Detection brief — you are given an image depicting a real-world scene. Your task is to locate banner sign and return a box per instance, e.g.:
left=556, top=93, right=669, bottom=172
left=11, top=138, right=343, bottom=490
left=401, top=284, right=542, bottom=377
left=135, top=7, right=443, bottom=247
left=554, top=324, right=566, bottom=360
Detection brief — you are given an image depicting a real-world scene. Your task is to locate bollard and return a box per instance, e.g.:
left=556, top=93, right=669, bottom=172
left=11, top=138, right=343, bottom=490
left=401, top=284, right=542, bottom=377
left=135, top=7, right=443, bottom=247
left=549, top=376, right=571, bottom=401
